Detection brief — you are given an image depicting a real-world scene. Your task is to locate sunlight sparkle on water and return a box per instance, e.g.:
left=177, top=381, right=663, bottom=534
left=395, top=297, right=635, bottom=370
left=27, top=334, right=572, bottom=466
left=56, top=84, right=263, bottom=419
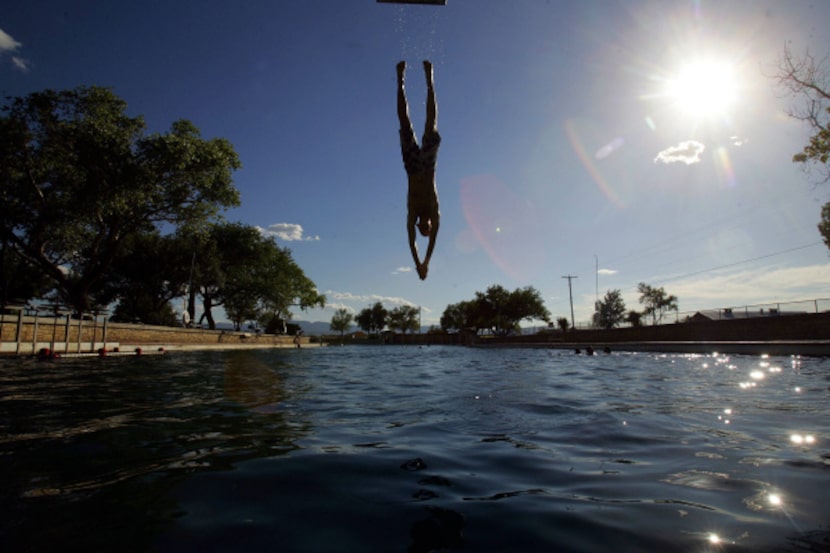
left=768, top=493, right=783, bottom=507
left=790, top=434, right=816, bottom=445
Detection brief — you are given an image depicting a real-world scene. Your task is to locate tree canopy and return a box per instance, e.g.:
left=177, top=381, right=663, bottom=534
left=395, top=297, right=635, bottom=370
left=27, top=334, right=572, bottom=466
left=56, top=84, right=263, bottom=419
left=441, top=285, right=550, bottom=335
left=355, top=302, right=389, bottom=335
left=330, top=308, right=354, bottom=340
left=0, top=86, right=241, bottom=314
left=388, top=305, right=420, bottom=334
left=637, top=283, right=678, bottom=325
left=593, top=289, right=627, bottom=329
left=0, top=86, right=324, bottom=331
left=776, top=46, right=830, bottom=179
left=186, top=222, right=325, bottom=330
left=104, top=231, right=190, bottom=325
left=775, top=46, right=830, bottom=249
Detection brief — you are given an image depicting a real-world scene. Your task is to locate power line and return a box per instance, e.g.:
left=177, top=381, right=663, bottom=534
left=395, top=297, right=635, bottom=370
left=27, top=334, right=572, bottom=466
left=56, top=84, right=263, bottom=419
left=651, top=241, right=824, bottom=286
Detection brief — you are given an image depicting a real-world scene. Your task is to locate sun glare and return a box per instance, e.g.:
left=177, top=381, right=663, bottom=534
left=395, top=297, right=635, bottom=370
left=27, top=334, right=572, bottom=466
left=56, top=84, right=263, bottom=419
left=665, top=60, right=737, bottom=118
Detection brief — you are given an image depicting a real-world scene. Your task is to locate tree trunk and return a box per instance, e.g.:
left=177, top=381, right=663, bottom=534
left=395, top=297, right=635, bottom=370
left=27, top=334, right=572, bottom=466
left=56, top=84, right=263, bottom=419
left=201, top=294, right=216, bottom=329
left=188, top=287, right=197, bottom=326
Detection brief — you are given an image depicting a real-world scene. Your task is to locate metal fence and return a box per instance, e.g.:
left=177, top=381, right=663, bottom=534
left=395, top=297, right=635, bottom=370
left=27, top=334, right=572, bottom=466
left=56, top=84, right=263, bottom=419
left=573, top=297, right=830, bottom=330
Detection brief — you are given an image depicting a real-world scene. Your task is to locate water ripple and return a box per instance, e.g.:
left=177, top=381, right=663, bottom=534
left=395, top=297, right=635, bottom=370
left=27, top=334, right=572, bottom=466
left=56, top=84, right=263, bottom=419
left=1, top=347, right=828, bottom=552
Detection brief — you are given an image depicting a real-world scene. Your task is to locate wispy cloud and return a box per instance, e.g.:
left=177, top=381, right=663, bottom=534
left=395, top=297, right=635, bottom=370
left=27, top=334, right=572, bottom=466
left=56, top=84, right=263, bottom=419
left=654, top=140, right=705, bottom=165
left=598, top=268, right=618, bottom=276
left=325, top=290, right=425, bottom=310
left=0, top=28, right=28, bottom=72
left=656, top=263, right=830, bottom=309
left=324, top=302, right=355, bottom=313
left=12, top=56, right=30, bottom=72
left=392, top=266, right=412, bottom=275
left=257, top=222, right=320, bottom=242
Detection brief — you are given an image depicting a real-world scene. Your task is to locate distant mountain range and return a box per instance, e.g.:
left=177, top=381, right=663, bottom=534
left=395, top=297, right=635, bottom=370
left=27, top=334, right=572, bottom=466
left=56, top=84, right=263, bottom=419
left=288, top=321, right=547, bottom=336
left=290, top=320, right=337, bottom=335
left=289, top=321, right=434, bottom=335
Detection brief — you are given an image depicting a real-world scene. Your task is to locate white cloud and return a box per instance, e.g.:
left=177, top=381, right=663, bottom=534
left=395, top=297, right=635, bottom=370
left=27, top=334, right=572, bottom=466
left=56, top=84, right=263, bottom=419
left=12, top=56, right=29, bottom=72
left=598, top=269, right=617, bottom=275
left=0, top=28, right=28, bottom=72
left=257, top=223, right=320, bottom=242
left=729, top=136, right=748, bottom=147
left=392, top=266, right=413, bottom=275
left=0, top=28, right=22, bottom=53
left=325, top=290, right=423, bottom=309
left=324, top=302, right=355, bottom=313
left=661, top=263, right=830, bottom=309
left=654, top=140, right=705, bottom=165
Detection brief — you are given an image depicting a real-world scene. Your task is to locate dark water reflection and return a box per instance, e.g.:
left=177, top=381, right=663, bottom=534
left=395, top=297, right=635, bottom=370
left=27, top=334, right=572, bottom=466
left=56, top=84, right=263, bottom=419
left=1, top=347, right=828, bottom=552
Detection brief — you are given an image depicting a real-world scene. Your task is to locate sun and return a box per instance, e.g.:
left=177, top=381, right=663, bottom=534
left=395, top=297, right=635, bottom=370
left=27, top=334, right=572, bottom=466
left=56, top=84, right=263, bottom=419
left=664, top=60, right=737, bottom=118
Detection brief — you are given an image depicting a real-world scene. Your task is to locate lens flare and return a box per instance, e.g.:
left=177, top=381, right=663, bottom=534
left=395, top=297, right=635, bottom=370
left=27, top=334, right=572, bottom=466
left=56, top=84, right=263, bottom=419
left=460, top=174, right=548, bottom=281
left=714, top=146, right=737, bottom=188
left=564, top=118, right=626, bottom=208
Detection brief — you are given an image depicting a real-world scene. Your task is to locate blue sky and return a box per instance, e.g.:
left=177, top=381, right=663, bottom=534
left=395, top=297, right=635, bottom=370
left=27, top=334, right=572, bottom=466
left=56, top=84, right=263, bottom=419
left=3, top=0, right=830, bottom=327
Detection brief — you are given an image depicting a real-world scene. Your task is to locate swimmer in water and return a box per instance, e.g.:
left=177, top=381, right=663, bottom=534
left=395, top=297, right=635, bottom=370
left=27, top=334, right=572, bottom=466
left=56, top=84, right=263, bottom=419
left=397, top=60, right=441, bottom=280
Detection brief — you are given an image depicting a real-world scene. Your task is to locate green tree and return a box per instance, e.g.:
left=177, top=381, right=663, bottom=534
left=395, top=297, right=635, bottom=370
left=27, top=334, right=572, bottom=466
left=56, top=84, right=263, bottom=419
left=0, top=86, right=241, bottom=315
left=255, top=245, right=325, bottom=330
left=189, top=222, right=324, bottom=330
left=820, top=203, right=830, bottom=250
left=1, top=239, right=52, bottom=308
left=776, top=46, right=830, bottom=249
left=105, top=231, right=190, bottom=325
left=556, top=317, right=570, bottom=332
left=503, top=286, right=551, bottom=330
left=440, top=285, right=550, bottom=336
left=355, top=307, right=373, bottom=334
left=388, top=305, right=420, bottom=334
left=775, top=45, right=830, bottom=180
left=440, top=300, right=477, bottom=332
left=593, top=289, right=627, bottom=329
left=626, top=310, right=643, bottom=328
left=476, top=285, right=550, bottom=336
left=192, top=223, right=257, bottom=329
left=637, top=282, right=678, bottom=325
left=355, top=302, right=388, bottom=335
left=371, top=302, right=389, bottom=333
left=330, top=308, right=354, bottom=342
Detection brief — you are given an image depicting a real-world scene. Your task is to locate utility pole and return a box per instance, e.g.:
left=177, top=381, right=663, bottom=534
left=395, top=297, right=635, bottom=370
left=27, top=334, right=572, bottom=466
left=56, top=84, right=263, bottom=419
left=562, top=275, right=577, bottom=330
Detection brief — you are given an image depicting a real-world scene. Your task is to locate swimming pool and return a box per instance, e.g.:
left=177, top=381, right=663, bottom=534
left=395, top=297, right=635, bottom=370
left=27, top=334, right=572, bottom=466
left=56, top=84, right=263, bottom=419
left=1, top=346, right=827, bottom=552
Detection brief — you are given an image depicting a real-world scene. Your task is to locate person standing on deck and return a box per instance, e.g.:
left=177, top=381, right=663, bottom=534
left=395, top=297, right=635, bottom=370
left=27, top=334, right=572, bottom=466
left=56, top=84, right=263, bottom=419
left=397, top=60, right=441, bottom=280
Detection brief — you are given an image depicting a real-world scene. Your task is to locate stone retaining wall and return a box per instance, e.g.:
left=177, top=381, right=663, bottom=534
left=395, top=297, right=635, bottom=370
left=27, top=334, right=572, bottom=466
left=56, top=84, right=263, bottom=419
left=0, top=314, right=303, bottom=353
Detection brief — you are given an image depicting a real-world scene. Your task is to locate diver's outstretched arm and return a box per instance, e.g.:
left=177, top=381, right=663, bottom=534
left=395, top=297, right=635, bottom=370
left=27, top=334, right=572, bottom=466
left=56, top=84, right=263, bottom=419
left=407, top=212, right=423, bottom=274
left=418, top=215, right=439, bottom=280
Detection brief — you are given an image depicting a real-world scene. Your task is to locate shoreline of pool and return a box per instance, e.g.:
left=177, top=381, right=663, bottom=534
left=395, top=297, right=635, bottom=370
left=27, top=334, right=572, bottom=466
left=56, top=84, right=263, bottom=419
left=475, top=339, right=830, bottom=356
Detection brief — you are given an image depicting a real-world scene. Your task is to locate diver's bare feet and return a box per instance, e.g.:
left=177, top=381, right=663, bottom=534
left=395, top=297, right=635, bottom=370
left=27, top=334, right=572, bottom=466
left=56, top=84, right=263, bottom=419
left=397, top=61, right=406, bottom=78
left=417, top=263, right=428, bottom=280
left=423, top=60, right=433, bottom=78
